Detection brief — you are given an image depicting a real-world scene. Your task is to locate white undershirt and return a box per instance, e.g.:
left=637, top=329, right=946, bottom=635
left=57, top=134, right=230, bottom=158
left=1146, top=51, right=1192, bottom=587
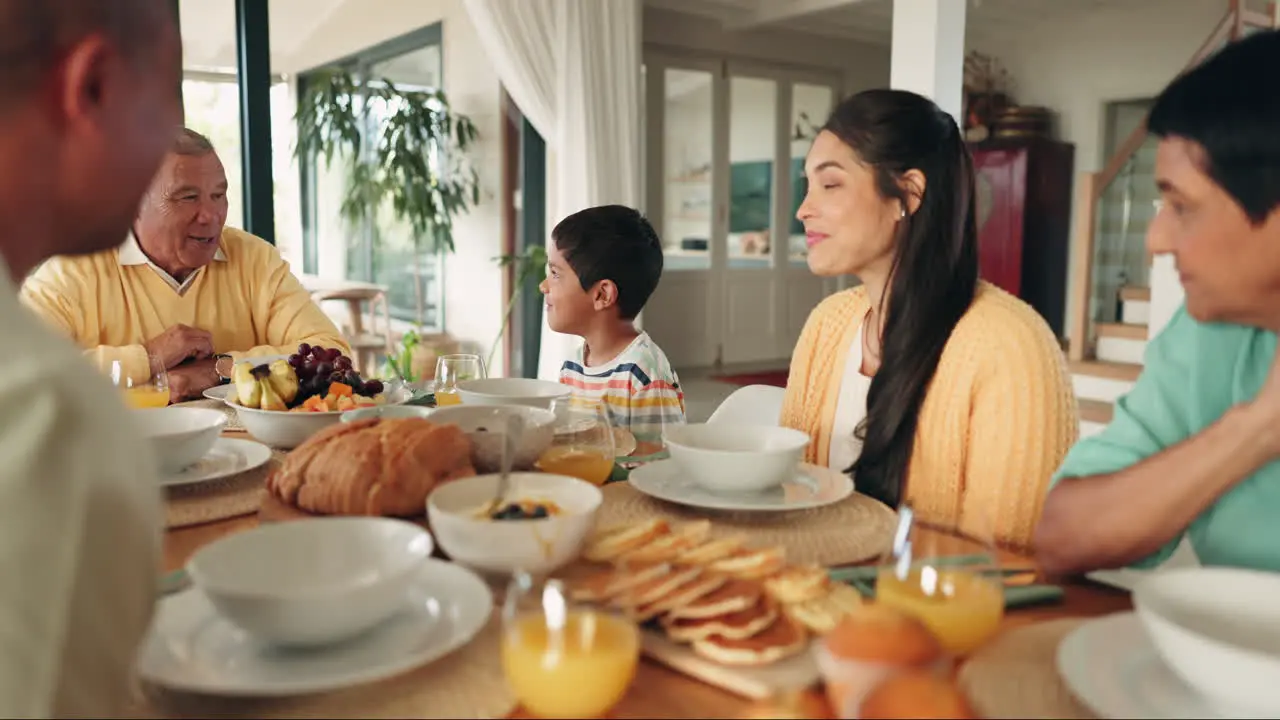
left=828, top=315, right=874, bottom=472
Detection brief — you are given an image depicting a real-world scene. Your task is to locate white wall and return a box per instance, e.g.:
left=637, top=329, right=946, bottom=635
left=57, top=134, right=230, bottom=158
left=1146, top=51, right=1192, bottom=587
left=972, top=0, right=1225, bottom=339
left=1148, top=254, right=1184, bottom=339
left=296, top=0, right=505, bottom=364
left=979, top=0, right=1222, bottom=177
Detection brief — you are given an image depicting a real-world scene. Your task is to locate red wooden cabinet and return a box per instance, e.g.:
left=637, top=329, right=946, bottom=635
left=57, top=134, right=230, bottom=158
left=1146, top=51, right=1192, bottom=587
left=970, top=139, right=1075, bottom=340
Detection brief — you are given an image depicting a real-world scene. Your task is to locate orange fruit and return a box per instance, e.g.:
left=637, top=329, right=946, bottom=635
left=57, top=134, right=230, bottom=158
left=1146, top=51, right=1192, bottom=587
left=859, top=671, right=975, bottom=719
left=823, top=602, right=942, bottom=666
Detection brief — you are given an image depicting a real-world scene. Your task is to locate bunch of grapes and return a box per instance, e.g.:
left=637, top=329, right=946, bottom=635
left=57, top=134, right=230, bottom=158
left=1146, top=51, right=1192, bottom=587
left=287, top=343, right=384, bottom=401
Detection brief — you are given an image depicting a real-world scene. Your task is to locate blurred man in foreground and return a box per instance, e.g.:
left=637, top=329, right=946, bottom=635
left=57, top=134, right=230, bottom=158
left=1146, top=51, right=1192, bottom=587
left=0, top=0, right=181, bottom=714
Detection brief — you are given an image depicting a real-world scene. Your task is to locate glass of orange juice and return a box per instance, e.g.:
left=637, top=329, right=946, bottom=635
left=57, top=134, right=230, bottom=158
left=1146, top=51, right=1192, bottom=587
left=110, top=358, right=170, bottom=409
left=872, top=506, right=1005, bottom=658
left=501, top=571, right=639, bottom=718
left=433, top=353, right=485, bottom=407
left=537, top=397, right=616, bottom=486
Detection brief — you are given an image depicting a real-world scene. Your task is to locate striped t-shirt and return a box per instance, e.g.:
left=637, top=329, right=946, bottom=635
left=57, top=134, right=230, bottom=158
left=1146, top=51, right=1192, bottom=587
left=559, top=332, right=685, bottom=440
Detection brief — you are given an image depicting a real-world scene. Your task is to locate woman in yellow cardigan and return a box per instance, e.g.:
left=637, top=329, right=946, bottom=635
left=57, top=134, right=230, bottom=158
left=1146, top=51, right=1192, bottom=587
left=780, top=89, right=1077, bottom=550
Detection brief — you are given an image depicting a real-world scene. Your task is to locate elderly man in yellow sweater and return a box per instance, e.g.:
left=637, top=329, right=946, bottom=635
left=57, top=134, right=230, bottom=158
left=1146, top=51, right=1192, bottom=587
left=21, top=127, right=350, bottom=402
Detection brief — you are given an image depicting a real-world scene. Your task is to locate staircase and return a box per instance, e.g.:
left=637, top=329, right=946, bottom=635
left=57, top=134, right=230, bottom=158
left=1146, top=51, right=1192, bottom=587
left=1072, top=286, right=1147, bottom=437
left=1066, top=0, right=1277, bottom=439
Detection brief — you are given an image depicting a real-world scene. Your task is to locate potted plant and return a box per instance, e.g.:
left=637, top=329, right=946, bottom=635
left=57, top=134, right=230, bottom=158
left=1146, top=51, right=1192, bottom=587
left=294, top=68, right=481, bottom=327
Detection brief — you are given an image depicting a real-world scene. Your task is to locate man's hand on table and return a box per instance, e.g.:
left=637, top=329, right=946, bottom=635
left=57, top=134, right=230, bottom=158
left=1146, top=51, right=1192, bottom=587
left=168, top=358, right=220, bottom=403
left=145, top=324, right=214, bottom=370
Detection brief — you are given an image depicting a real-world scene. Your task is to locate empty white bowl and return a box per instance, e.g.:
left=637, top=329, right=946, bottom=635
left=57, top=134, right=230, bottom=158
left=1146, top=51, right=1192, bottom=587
left=132, top=406, right=227, bottom=474
left=428, top=404, right=555, bottom=472
left=427, top=472, right=601, bottom=575
left=455, top=378, right=571, bottom=409
left=1134, top=566, right=1280, bottom=716
left=340, top=405, right=434, bottom=423
left=186, top=517, right=433, bottom=647
left=663, top=423, right=810, bottom=494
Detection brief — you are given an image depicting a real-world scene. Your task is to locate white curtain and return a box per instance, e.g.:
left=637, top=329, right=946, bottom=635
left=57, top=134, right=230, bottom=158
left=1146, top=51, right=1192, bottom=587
left=460, top=0, right=556, bottom=137
left=463, top=0, right=643, bottom=380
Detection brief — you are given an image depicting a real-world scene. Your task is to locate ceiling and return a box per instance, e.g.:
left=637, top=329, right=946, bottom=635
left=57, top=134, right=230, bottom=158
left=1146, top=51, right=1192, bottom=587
left=179, top=0, right=1169, bottom=76
left=644, top=0, right=1156, bottom=45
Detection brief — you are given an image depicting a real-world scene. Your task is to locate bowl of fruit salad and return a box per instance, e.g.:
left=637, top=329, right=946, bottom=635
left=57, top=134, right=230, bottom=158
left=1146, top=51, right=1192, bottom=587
left=223, top=343, right=410, bottom=449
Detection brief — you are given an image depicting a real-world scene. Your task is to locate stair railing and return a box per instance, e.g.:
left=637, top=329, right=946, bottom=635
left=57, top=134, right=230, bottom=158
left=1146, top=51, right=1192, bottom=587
left=1067, top=0, right=1276, bottom=362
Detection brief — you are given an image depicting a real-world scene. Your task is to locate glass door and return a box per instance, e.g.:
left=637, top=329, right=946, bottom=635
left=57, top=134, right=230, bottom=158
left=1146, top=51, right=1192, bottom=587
left=642, top=50, right=843, bottom=369
left=641, top=54, right=726, bottom=369
left=720, top=70, right=782, bottom=363
left=781, top=77, right=843, bottom=356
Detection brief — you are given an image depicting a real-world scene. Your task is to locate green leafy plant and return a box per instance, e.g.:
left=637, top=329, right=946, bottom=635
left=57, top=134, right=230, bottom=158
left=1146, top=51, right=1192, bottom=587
left=383, top=328, right=421, bottom=384
left=488, top=244, right=548, bottom=372
left=294, top=68, right=481, bottom=324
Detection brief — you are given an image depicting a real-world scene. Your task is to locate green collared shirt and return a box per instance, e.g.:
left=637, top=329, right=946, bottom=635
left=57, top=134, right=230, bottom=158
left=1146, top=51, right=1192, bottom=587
left=1053, top=305, right=1280, bottom=571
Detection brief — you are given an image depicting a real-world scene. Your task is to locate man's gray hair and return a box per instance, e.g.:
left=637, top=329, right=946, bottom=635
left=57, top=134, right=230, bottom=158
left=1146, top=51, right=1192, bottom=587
left=0, top=0, right=169, bottom=112
left=174, top=127, right=215, bottom=156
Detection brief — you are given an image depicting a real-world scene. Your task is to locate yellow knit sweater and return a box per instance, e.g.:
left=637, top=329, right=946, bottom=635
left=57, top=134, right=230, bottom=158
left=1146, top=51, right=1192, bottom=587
left=20, top=228, right=349, bottom=385
left=780, top=281, right=1077, bottom=550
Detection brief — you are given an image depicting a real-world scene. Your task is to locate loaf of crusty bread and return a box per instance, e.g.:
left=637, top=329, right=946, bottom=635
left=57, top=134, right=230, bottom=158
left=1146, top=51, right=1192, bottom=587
left=267, top=417, right=475, bottom=516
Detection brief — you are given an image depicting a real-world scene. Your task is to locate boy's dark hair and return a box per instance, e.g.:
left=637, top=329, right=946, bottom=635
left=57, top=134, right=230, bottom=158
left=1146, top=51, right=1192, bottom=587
left=552, top=204, right=663, bottom=320
left=1148, top=29, right=1280, bottom=225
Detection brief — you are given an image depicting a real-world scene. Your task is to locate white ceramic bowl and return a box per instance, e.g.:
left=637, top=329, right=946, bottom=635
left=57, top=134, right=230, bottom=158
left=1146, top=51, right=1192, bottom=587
left=428, top=404, right=556, bottom=472
left=132, top=406, right=227, bottom=474
left=340, top=405, right=435, bottom=423
left=427, top=472, right=601, bottom=575
left=663, top=423, right=810, bottom=494
left=1133, top=566, right=1280, bottom=716
left=219, top=385, right=413, bottom=449
left=455, top=378, right=571, bottom=409
left=186, top=517, right=433, bottom=647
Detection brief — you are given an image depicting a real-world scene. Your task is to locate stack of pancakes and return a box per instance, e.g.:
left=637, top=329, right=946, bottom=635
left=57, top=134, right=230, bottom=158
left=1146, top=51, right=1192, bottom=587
left=570, top=519, right=865, bottom=666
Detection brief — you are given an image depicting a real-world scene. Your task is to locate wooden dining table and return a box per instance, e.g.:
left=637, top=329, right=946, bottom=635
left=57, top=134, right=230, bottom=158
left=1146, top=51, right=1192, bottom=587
left=162, top=430, right=1135, bottom=719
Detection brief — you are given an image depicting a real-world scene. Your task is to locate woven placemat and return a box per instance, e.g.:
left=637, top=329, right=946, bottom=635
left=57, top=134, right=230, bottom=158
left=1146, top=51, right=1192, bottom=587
left=173, top=398, right=243, bottom=431
left=164, top=451, right=283, bottom=529
left=958, top=618, right=1096, bottom=719
left=598, top=482, right=897, bottom=567
left=131, top=612, right=514, bottom=719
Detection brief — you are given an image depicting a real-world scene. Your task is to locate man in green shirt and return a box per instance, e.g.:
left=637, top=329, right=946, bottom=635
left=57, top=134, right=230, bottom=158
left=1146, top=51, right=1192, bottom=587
left=1036, top=29, right=1280, bottom=575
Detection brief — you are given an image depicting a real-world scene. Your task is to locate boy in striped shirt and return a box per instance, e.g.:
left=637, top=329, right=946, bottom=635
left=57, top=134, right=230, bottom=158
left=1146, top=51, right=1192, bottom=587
left=541, top=205, right=685, bottom=441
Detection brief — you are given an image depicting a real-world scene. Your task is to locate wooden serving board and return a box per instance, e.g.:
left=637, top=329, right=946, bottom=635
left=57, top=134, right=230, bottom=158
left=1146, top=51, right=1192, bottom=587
left=557, top=563, right=821, bottom=700
left=640, top=630, right=820, bottom=700
left=258, top=491, right=432, bottom=531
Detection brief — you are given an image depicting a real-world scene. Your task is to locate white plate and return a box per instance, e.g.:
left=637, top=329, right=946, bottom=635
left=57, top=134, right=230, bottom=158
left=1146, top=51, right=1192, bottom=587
left=161, top=437, right=272, bottom=488
left=136, top=558, right=492, bottom=696
left=1057, top=612, right=1226, bottom=719
left=628, top=459, right=853, bottom=512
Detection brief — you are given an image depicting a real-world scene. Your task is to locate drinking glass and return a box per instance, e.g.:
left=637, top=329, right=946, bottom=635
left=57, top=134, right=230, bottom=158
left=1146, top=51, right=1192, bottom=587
left=433, top=353, right=485, bottom=406
left=537, top=397, right=616, bottom=486
left=501, top=572, right=639, bottom=719
left=110, top=357, right=170, bottom=409
left=872, top=505, right=1005, bottom=658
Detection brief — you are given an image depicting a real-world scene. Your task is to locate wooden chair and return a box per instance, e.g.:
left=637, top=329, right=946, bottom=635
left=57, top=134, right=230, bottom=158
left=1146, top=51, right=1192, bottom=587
left=311, top=285, right=393, bottom=377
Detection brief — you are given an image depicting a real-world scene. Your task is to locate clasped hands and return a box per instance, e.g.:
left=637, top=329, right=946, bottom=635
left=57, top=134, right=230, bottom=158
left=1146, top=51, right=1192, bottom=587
left=143, top=324, right=220, bottom=403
